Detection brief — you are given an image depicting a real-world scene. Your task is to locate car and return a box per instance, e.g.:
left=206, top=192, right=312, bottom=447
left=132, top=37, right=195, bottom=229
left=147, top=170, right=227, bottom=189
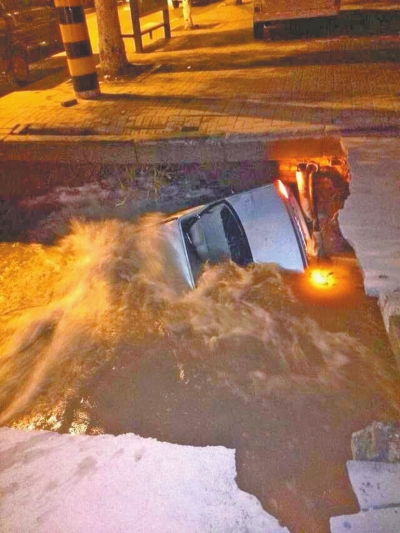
left=160, top=180, right=312, bottom=289
left=0, top=0, right=63, bottom=84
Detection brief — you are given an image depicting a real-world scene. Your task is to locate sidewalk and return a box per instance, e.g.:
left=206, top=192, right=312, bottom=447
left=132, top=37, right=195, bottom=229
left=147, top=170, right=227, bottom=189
left=0, top=0, right=399, bottom=164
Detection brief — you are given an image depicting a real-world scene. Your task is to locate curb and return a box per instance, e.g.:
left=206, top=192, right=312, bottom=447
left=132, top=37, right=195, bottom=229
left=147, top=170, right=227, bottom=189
left=0, top=126, right=347, bottom=165
left=2, top=124, right=400, bottom=166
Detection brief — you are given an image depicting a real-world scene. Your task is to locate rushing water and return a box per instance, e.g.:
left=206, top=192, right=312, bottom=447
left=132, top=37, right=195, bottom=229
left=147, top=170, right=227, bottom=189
left=0, top=177, right=399, bottom=532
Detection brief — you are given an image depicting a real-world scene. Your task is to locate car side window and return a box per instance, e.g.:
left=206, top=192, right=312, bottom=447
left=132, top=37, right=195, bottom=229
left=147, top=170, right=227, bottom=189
left=220, top=205, right=252, bottom=266
left=182, top=201, right=253, bottom=281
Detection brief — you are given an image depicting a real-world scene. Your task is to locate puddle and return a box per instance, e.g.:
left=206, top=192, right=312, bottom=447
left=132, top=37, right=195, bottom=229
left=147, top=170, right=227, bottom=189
left=0, top=159, right=399, bottom=533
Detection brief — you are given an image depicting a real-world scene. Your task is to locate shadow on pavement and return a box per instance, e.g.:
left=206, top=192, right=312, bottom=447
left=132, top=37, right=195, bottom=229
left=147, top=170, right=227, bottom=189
left=134, top=9, right=399, bottom=73
left=269, top=9, right=400, bottom=40
left=0, top=55, right=70, bottom=97
left=162, top=9, right=400, bottom=53
left=152, top=40, right=398, bottom=71
left=1, top=54, right=100, bottom=95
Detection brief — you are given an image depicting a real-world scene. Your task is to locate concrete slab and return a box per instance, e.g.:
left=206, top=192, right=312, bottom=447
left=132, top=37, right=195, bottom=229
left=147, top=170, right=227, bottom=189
left=330, top=507, right=400, bottom=533
left=339, top=136, right=400, bottom=325
left=0, top=427, right=290, bottom=533
left=347, top=460, right=400, bottom=510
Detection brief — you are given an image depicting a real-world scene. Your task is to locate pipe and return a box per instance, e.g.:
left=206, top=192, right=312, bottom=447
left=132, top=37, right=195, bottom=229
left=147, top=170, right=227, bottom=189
left=306, top=162, right=325, bottom=259
left=296, top=163, right=313, bottom=224
left=306, top=162, right=319, bottom=229
left=296, top=162, right=325, bottom=258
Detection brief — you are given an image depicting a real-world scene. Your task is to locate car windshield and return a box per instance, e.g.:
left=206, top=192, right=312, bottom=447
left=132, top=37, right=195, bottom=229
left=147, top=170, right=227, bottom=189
left=181, top=202, right=252, bottom=282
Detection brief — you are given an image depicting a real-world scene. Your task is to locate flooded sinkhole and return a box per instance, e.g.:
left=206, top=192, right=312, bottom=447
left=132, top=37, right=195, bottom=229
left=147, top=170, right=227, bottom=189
left=0, top=158, right=399, bottom=533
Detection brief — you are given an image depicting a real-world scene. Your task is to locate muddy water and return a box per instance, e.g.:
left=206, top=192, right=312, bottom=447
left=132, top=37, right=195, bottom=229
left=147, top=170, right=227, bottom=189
left=0, top=171, right=399, bottom=533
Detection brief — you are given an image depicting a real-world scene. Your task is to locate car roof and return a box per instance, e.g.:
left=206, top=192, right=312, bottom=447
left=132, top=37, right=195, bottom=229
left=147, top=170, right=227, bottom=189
left=226, top=184, right=306, bottom=272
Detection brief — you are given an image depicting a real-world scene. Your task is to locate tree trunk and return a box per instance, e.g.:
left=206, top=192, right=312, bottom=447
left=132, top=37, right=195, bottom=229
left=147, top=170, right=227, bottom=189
left=94, top=0, right=129, bottom=76
left=182, top=0, right=194, bottom=30
left=234, top=0, right=243, bottom=4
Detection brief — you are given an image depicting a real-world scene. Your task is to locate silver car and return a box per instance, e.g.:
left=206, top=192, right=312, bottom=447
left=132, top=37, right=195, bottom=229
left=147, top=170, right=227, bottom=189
left=161, top=181, right=311, bottom=289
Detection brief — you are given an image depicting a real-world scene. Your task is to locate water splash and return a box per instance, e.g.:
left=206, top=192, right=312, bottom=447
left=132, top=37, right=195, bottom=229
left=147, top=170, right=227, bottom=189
left=0, top=216, right=398, bottom=429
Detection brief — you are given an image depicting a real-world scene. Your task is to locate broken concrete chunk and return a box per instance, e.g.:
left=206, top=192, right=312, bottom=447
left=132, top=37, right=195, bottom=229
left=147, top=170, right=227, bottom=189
left=347, top=460, right=400, bottom=510
left=61, top=99, right=78, bottom=108
left=351, top=421, right=400, bottom=463
left=330, top=507, right=400, bottom=533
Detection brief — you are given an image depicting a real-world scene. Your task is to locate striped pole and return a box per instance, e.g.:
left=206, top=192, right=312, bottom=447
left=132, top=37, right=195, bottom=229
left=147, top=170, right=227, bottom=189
left=55, top=0, right=100, bottom=99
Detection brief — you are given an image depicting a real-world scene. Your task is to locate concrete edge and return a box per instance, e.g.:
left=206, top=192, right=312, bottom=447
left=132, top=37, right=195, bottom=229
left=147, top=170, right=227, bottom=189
left=333, top=124, right=400, bottom=138
left=2, top=136, right=138, bottom=165
left=4, top=124, right=400, bottom=166
left=379, top=292, right=400, bottom=371
left=0, top=127, right=346, bottom=165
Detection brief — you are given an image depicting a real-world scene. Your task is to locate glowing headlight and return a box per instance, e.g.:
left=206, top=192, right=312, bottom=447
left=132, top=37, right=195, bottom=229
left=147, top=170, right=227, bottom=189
left=277, top=179, right=289, bottom=200
left=309, top=269, right=335, bottom=289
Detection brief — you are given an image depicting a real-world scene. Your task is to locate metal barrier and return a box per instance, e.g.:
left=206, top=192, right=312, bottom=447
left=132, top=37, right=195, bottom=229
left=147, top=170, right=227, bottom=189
left=55, top=0, right=100, bottom=99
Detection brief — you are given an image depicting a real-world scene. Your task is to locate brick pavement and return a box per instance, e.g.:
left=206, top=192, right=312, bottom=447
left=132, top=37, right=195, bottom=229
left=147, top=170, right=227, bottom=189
left=0, top=0, right=399, bottom=163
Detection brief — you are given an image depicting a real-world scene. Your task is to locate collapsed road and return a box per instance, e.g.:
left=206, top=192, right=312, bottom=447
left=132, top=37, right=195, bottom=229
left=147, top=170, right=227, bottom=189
left=0, top=148, right=399, bottom=533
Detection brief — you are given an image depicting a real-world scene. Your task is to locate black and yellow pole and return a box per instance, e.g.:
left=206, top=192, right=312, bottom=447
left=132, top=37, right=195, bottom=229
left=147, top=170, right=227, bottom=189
left=55, top=0, right=100, bottom=99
